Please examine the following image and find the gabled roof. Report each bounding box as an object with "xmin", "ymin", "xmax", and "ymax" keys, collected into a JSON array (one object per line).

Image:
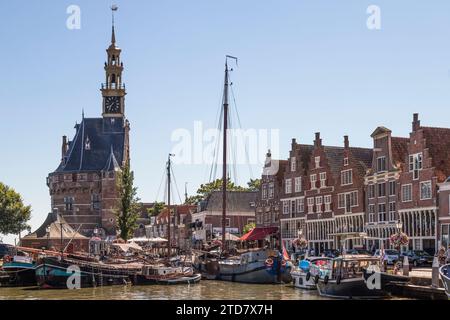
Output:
[
  {"xmin": 371, "ymin": 126, "xmax": 392, "ymax": 138},
  {"xmin": 199, "ymin": 191, "xmax": 257, "ymax": 213},
  {"xmin": 23, "ymin": 212, "xmax": 87, "ymax": 240},
  {"xmin": 391, "ymin": 137, "xmax": 409, "ymax": 166},
  {"xmin": 55, "ymin": 117, "xmax": 125, "ymax": 173},
  {"xmin": 422, "ymin": 126, "xmax": 450, "ymax": 182}
]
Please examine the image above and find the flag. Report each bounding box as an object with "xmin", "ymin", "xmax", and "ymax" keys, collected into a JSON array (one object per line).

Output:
[{"xmin": 282, "ymin": 241, "xmax": 290, "ymax": 261}]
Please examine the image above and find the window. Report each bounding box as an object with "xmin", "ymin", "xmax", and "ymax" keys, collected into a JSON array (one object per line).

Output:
[
  {"xmin": 338, "ymin": 191, "xmax": 358, "ymax": 212},
  {"xmin": 420, "ymin": 181, "xmax": 432, "ymax": 200},
  {"xmin": 307, "ymin": 198, "xmax": 314, "ymax": 213},
  {"xmin": 338, "ymin": 194, "xmax": 345, "ymax": 209},
  {"xmin": 402, "ymin": 184, "xmax": 412, "ymax": 202},
  {"xmin": 64, "ymin": 196, "xmax": 74, "ymax": 211},
  {"xmin": 409, "ymin": 153, "xmax": 423, "ymax": 180},
  {"xmin": 296, "ymin": 198, "xmax": 304, "ymax": 213},
  {"xmin": 378, "ymin": 203, "xmax": 387, "ymax": 222},
  {"xmin": 315, "ymin": 156, "xmax": 320, "ymax": 168},
  {"xmin": 343, "ymin": 157, "xmax": 349, "ymax": 166},
  {"xmin": 315, "ymin": 196, "xmax": 323, "ymax": 213},
  {"xmin": 285, "ymin": 179, "xmax": 292, "ymax": 194},
  {"xmin": 389, "ymin": 181, "xmax": 396, "ymax": 196},
  {"xmin": 310, "ymin": 174, "xmax": 317, "ymax": 190},
  {"xmin": 268, "ymin": 183, "xmax": 274, "ymax": 199},
  {"xmin": 378, "ymin": 183, "xmax": 386, "ymax": 197},
  {"xmin": 294, "ymin": 177, "xmax": 302, "ymax": 193},
  {"xmin": 262, "ymin": 184, "xmax": 268, "ymax": 200},
  {"xmin": 291, "ymin": 157, "xmax": 296, "ymax": 172},
  {"xmin": 341, "ymin": 169, "xmax": 353, "ymax": 186},
  {"xmin": 369, "ymin": 205, "xmax": 375, "ymax": 223},
  {"xmin": 319, "ymin": 172, "xmax": 327, "ymax": 188},
  {"xmin": 291, "ymin": 200, "xmax": 296, "ymax": 215},
  {"xmin": 92, "ymin": 194, "xmax": 100, "ymax": 210},
  {"xmin": 389, "ymin": 202, "xmax": 396, "ymax": 222},
  {"xmin": 283, "ymin": 201, "xmax": 290, "ymax": 215},
  {"xmin": 225, "ymin": 218, "xmax": 231, "ymax": 227},
  {"xmin": 324, "ymin": 195, "xmax": 332, "ymax": 212},
  {"xmin": 368, "ymin": 184, "xmax": 375, "ymax": 199},
  {"xmin": 377, "ymin": 157, "xmax": 386, "ymax": 172}
]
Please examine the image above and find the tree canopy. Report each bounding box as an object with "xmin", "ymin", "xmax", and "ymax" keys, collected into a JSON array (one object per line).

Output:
[
  {"xmin": 115, "ymin": 162, "xmax": 141, "ymax": 241},
  {"xmin": 185, "ymin": 178, "xmax": 261, "ymax": 205},
  {"xmin": 147, "ymin": 201, "xmax": 166, "ymax": 218},
  {"xmin": 0, "ymin": 182, "xmax": 31, "ymax": 236}
]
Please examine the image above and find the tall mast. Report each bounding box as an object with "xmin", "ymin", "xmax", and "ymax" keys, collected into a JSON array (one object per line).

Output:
[
  {"xmin": 221, "ymin": 60, "xmax": 229, "ymax": 251},
  {"xmin": 221, "ymin": 56, "xmax": 237, "ymax": 251},
  {"xmin": 167, "ymin": 154, "xmax": 173, "ymax": 257}
]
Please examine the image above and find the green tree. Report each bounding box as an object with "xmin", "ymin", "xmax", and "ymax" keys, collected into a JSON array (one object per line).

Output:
[
  {"xmin": 0, "ymin": 182, "xmax": 31, "ymax": 236},
  {"xmin": 247, "ymin": 179, "xmax": 261, "ymax": 191},
  {"xmin": 185, "ymin": 178, "xmax": 247, "ymax": 205},
  {"xmin": 243, "ymin": 222, "xmax": 256, "ymax": 234},
  {"xmin": 115, "ymin": 161, "xmax": 141, "ymax": 241},
  {"xmin": 147, "ymin": 202, "xmax": 166, "ymax": 217}
]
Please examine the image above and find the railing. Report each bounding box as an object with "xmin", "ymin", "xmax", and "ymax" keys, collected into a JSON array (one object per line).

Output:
[{"xmin": 101, "ymin": 83, "xmax": 125, "ymax": 90}]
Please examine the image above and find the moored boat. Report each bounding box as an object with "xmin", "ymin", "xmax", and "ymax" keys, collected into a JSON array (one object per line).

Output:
[
  {"xmin": 132, "ymin": 264, "xmax": 201, "ymax": 285},
  {"xmin": 1, "ymin": 254, "xmax": 37, "ymax": 287},
  {"xmin": 440, "ymin": 264, "xmax": 450, "ymax": 300},
  {"xmin": 35, "ymin": 255, "xmax": 141, "ymax": 289},
  {"xmin": 316, "ymin": 255, "xmax": 389, "ymax": 299},
  {"xmin": 291, "ymin": 257, "xmax": 332, "ymax": 290}
]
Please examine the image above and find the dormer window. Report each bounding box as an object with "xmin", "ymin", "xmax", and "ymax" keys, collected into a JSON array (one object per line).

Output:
[
  {"xmin": 409, "ymin": 153, "xmax": 423, "ymax": 180},
  {"xmin": 85, "ymin": 137, "xmax": 91, "ymax": 150},
  {"xmin": 377, "ymin": 156, "xmax": 386, "ymax": 172},
  {"xmin": 343, "ymin": 157, "xmax": 349, "ymax": 166}
]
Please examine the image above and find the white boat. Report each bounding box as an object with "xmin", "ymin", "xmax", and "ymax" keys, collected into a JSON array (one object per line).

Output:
[{"xmin": 291, "ymin": 257, "xmax": 332, "ymax": 290}]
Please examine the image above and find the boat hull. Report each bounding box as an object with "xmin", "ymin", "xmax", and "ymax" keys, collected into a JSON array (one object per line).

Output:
[
  {"xmin": 440, "ymin": 265, "xmax": 450, "ymax": 300},
  {"xmin": 317, "ymin": 277, "xmax": 388, "ymax": 299},
  {"xmin": 133, "ymin": 273, "xmax": 202, "ymax": 285},
  {"xmin": 0, "ymin": 262, "xmax": 37, "ymax": 287},
  {"xmin": 35, "ymin": 257, "xmax": 135, "ymax": 289},
  {"xmin": 216, "ymin": 261, "xmax": 292, "ymax": 284},
  {"xmin": 291, "ymin": 271, "xmax": 316, "ymax": 290}
]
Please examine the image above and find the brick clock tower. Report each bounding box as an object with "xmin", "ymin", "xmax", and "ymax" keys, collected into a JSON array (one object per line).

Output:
[{"xmin": 47, "ymin": 9, "xmax": 130, "ymax": 238}]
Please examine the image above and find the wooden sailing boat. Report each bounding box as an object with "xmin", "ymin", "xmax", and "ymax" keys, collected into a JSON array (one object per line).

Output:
[
  {"xmin": 131, "ymin": 154, "xmax": 201, "ymax": 285},
  {"xmin": 193, "ymin": 57, "xmax": 293, "ymax": 284}
]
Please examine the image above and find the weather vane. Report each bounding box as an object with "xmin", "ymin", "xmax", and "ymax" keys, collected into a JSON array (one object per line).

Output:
[{"xmin": 111, "ymin": 4, "xmax": 118, "ymax": 25}]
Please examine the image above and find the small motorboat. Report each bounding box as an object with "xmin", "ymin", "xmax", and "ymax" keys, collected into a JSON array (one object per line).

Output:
[
  {"xmin": 439, "ymin": 264, "xmax": 450, "ymax": 300},
  {"xmin": 291, "ymin": 257, "xmax": 332, "ymax": 290},
  {"xmin": 316, "ymin": 255, "xmax": 389, "ymax": 299}
]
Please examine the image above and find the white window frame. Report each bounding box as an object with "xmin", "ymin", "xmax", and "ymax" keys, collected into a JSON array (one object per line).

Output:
[
  {"xmin": 402, "ymin": 184, "xmax": 413, "ymax": 202},
  {"xmin": 319, "ymin": 172, "xmax": 327, "ymax": 188},
  {"xmin": 296, "ymin": 198, "xmax": 304, "ymax": 213},
  {"xmin": 369, "ymin": 205, "xmax": 375, "ymax": 223},
  {"xmin": 324, "ymin": 195, "xmax": 332, "ymax": 212},
  {"xmin": 268, "ymin": 183, "xmax": 274, "ymax": 199},
  {"xmin": 285, "ymin": 179, "xmax": 292, "ymax": 194},
  {"xmin": 310, "ymin": 174, "xmax": 317, "ymax": 190},
  {"xmin": 315, "ymin": 156, "xmax": 320, "ymax": 168},
  {"xmin": 294, "ymin": 177, "xmax": 302, "ymax": 193},
  {"xmin": 315, "ymin": 196, "xmax": 323, "ymax": 213},
  {"xmin": 262, "ymin": 184, "xmax": 268, "ymax": 200},
  {"xmin": 283, "ymin": 201, "xmax": 290, "ymax": 215},
  {"xmin": 420, "ymin": 181, "xmax": 432, "ymax": 200},
  {"xmin": 368, "ymin": 184, "xmax": 375, "ymax": 199},
  {"xmin": 307, "ymin": 198, "xmax": 314, "ymax": 213},
  {"xmin": 341, "ymin": 169, "xmax": 353, "ymax": 186},
  {"xmin": 378, "ymin": 182, "xmax": 386, "ymax": 198},
  {"xmin": 409, "ymin": 153, "xmax": 423, "ymax": 180},
  {"xmin": 378, "ymin": 203, "xmax": 387, "ymax": 222},
  {"xmin": 343, "ymin": 157, "xmax": 349, "ymax": 166},
  {"xmin": 377, "ymin": 156, "xmax": 387, "ymax": 172},
  {"xmin": 389, "ymin": 180, "xmax": 396, "ymax": 196},
  {"xmin": 388, "ymin": 202, "xmax": 396, "ymax": 222},
  {"xmin": 291, "ymin": 157, "xmax": 296, "ymax": 172}
]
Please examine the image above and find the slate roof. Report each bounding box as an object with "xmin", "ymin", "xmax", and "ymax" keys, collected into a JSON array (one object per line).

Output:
[
  {"xmin": 199, "ymin": 191, "xmax": 257, "ymax": 213},
  {"xmin": 55, "ymin": 117, "xmax": 125, "ymax": 173}
]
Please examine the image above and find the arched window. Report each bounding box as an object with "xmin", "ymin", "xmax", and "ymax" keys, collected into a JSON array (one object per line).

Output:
[{"xmin": 111, "ymin": 74, "xmax": 116, "ymax": 84}]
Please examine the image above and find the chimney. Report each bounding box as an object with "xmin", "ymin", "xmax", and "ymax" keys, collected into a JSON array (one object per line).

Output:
[
  {"xmin": 314, "ymin": 132, "xmax": 322, "ymax": 147},
  {"xmin": 292, "ymin": 138, "xmax": 297, "ymax": 146},
  {"xmin": 412, "ymin": 113, "xmax": 420, "ymax": 131},
  {"xmin": 61, "ymin": 135, "xmax": 68, "ymax": 161},
  {"xmin": 344, "ymin": 135, "xmax": 349, "ymax": 149}
]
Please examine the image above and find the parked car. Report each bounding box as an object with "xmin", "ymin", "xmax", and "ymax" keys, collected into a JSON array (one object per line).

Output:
[
  {"xmin": 346, "ymin": 249, "xmax": 372, "ymax": 256},
  {"xmin": 401, "ymin": 250, "xmax": 434, "ymax": 267},
  {"xmin": 322, "ymin": 249, "xmax": 340, "ymax": 258},
  {"xmin": 373, "ymin": 249, "xmax": 400, "ymax": 265}
]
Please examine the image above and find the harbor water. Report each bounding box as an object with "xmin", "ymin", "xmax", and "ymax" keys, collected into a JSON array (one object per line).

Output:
[{"xmin": 0, "ymin": 281, "xmax": 411, "ymax": 300}]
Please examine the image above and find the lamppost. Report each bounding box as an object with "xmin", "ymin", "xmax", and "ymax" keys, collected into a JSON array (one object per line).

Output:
[{"xmin": 395, "ymin": 221, "xmax": 404, "ymax": 252}]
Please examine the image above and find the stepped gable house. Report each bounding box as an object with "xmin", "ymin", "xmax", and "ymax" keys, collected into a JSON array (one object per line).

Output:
[{"xmin": 46, "ymin": 22, "xmax": 130, "ymax": 238}]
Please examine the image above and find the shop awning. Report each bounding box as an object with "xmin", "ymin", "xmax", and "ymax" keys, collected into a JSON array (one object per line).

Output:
[{"xmin": 239, "ymin": 227, "xmax": 278, "ymax": 242}]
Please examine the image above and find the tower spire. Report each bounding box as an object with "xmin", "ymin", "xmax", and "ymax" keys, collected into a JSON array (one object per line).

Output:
[{"xmin": 110, "ymin": 5, "xmax": 118, "ymax": 45}]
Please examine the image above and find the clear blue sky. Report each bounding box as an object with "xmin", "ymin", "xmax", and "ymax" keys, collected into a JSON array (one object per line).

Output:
[{"xmin": 1, "ymin": 0, "xmax": 450, "ymax": 244}]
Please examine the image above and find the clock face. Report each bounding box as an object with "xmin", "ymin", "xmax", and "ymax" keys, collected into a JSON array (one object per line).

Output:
[{"xmin": 105, "ymin": 96, "xmax": 120, "ymax": 113}]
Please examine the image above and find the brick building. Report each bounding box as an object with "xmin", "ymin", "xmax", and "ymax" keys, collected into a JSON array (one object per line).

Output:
[
  {"xmin": 438, "ymin": 177, "xmax": 450, "ymax": 249},
  {"xmin": 191, "ymin": 191, "xmax": 257, "ymax": 243},
  {"xmin": 46, "ymin": 23, "xmax": 130, "ymax": 238}
]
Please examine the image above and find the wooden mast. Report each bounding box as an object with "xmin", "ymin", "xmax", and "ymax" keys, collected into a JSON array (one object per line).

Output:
[
  {"xmin": 167, "ymin": 153, "xmax": 173, "ymax": 257},
  {"xmin": 221, "ymin": 60, "xmax": 229, "ymax": 251}
]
